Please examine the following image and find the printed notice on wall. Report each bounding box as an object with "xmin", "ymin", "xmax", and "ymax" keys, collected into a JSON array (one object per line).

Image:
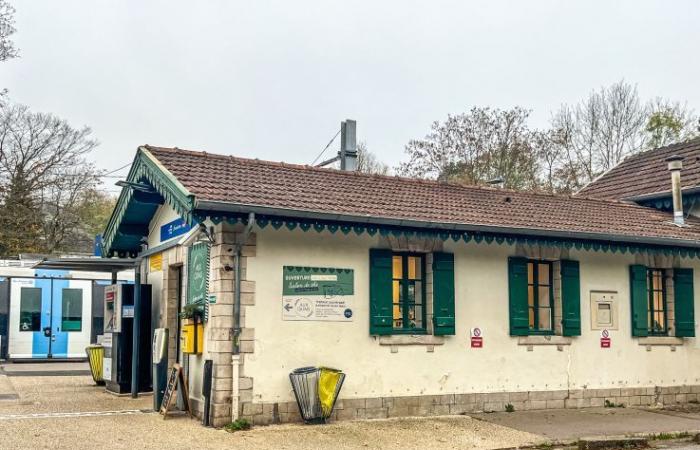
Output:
[{"xmin": 282, "ymin": 266, "xmax": 354, "ymax": 321}]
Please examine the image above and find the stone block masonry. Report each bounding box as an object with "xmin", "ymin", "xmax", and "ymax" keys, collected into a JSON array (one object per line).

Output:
[{"xmin": 239, "ymin": 384, "xmax": 700, "ymax": 426}]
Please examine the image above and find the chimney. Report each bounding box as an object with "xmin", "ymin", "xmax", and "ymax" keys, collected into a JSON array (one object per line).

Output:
[
  {"xmin": 339, "ymin": 119, "xmax": 357, "ymax": 171},
  {"xmin": 666, "ymin": 155, "xmax": 685, "ymax": 225}
]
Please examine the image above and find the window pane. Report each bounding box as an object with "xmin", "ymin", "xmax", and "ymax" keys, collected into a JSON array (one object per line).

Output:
[
  {"xmin": 62, "ymin": 288, "xmax": 82, "ymax": 332},
  {"xmin": 527, "ymin": 263, "xmax": 534, "ymax": 284},
  {"xmin": 528, "ymin": 286, "xmax": 534, "ymax": 307},
  {"xmin": 393, "ymin": 280, "xmax": 400, "ymax": 302},
  {"xmin": 538, "ymin": 263, "xmax": 550, "ymax": 285},
  {"xmin": 538, "ymin": 307, "xmax": 552, "ymax": 330},
  {"xmin": 407, "ymin": 282, "xmax": 415, "ymax": 303},
  {"xmin": 414, "ymin": 281, "xmax": 423, "ymax": 305},
  {"xmin": 412, "ymin": 305, "xmax": 423, "ymax": 329},
  {"xmin": 19, "ymin": 287, "xmax": 42, "ymax": 332},
  {"xmin": 538, "ymin": 286, "xmax": 551, "ymax": 307},
  {"xmin": 392, "ymin": 256, "xmax": 403, "ymax": 279},
  {"xmin": 393, "ymin": 303, "xmax": 402, "ymax": 328},
  {"xmin": 408, "ymin": 256, "xmax": 421, "ymax": 280},
  {"xmin": 529, "ymin": 308, "xmax": 535, "ymax": 328},
  {"xmin": 653, "ymin": 291, "xmax": 663, "ymax": 311}
]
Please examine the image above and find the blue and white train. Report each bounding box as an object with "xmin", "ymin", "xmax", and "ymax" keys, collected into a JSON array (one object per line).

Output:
[{"xmin": 0, "ymin": 260, "xmax": 132, "ymax": 360}]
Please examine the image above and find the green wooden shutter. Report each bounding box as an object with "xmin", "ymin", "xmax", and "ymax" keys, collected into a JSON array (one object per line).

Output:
[
  {"xmin": 508, "ymin": 257, "xmax": 529, "ymax": 336},
  {"xmin": 560, "ymin": 260, "xmax": 581, "ymax": 336},
  {"xmin": 674, "ymin": 268, "xmax": 695, "ymax": 338},
  {"xmin": 369, "ymin": 249, "xmax": 393, "ymax": 335},
  {"xmin": 629, "ymin": 265, "xmax": 649, "ymax": 337},
  {"xmin": 432, "ymin": 252, "xmax": 456, "ymax": 336}
]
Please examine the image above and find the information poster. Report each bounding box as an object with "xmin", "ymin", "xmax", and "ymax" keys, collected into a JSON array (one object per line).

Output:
[{"xmin": 282, "ymin": 266, "xmax": 354, "ymax": 322}]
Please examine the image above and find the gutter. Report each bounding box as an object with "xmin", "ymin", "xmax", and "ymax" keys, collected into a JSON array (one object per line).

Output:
[
  {"xmin": 195, "ymin": 200, "xmax": 700, "ymax": 249},
  {"xmin": 626, "ymin": 186, "xmax": 700, "ymax": 203}
]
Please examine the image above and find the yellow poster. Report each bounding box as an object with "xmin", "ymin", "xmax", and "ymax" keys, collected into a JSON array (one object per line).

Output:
[{"xmin": 149, "ymin": 252, "xmax": 163, "ymax": 272}]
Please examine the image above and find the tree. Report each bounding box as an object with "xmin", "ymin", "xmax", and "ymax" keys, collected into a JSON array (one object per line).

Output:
[
  {"xmin": 645, "ymin": 98, "xmax": 697, "ymax": 149},
  {"xmin": 397, "ymin": 107, "xmax": 539, "ymax": 190},
  {"xmin": 0, "ymin": 0, "xmax": 17, "ymax": 102},
  {"xmin": 550, "ymin": 80, "xmax": 649, "ymax": 189},
  {"xmin": 0, "ymin": 0, "xmax": 17, "ymax": 63},
  {"xmin": 0, "ymin": 102, "xmax": 101, "ymax": 256},
  {"xmin": 356, "ymin": 141, "xmax": 389, "ymax": 175}
]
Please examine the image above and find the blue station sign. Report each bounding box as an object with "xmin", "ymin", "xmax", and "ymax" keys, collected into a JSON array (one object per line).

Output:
[{"xmin": 160, "ymin": 218, "xmax": 192, "ymax": 242}]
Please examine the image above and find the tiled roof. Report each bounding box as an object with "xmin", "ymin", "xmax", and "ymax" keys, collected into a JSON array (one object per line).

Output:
[
  {"xmin": 577, "ymin": 138, "xmax": 700, "ymax": 200},
  {"xmin": 144, "ymin": 145, "xmax": 700, "ymax": 246}
]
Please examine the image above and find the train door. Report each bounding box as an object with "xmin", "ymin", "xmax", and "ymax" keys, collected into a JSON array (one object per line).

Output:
[{"xmin": 8, "ymin": 273, "xmax": 92, "ymax": 359}]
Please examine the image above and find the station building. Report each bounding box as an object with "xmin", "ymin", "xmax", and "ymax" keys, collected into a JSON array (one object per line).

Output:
[{"xmin": 102, "ymin": 137, "xmax": 700, "ymax": 427}]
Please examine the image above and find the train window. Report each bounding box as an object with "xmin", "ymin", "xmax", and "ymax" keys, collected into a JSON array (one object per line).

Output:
[
  {"xmin": 19, "ymin": 287, "xmax": 42, "ymax": 332},
  {"xmin": 61, "ymin": 288, "xmax": 83, "ymax": 332}
]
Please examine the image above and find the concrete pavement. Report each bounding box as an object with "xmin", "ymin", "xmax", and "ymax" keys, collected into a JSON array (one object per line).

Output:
[
  {"xmin": 0, "ymin": 361, "xmax": 90, "ymax": 377},
  {"xmin": 470, "ymin": 407, "xmax": 700, "ymax": 441}
]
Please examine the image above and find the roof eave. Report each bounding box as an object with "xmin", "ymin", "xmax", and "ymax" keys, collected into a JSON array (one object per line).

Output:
[
  {"xmin": 195, "ymin": 199, "xmax": 700, "ymax": 250},
  {"xmin": 102, "ymin": 147, "xmax": 197, "ymax": 257}
]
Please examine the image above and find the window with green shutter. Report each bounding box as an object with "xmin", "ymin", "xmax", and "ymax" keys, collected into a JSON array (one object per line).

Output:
[
  {"xmin": 370, "ymin": 250, "xmax": 450, "ymax": 336},
  {"xmin": 674, "ymin": 268, "xmax": 695, "ymax": 338},
  {"xmin": 432, "ymin": 252, "xmax": 455, "ymax": 336},
  {"xmin": 509, "ymin": 257, "xmax": 580, "ymax": 337}
]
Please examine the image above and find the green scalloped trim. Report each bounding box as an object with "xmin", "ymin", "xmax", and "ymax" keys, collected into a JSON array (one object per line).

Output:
[
  {"xmin": 191, "ymin": 211, "xmax": 700, "ymax": 259},
  {"xmin": 103, "ymin": 147, "xmax": 195, "ymax": 255}
]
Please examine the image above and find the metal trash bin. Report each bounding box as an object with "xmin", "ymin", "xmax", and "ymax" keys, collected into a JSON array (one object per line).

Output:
[
  {"xmin": 290, "ymin": 366, "xmax": 345, "ymax": 424},
  {"xmin": 85, "ymin": 345, "xmax": 105, "ymax": 386}
]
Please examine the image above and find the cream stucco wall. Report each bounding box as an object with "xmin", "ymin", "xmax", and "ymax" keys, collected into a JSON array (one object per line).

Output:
[{"xmin": 244, "ymin": 227, "xmax": 700, "ymax": 404}]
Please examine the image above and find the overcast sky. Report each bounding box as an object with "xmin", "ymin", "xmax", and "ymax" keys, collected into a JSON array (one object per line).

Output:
[{"xmin": 3, "ymin": 0, "xmax": 699, "ymax": 192}]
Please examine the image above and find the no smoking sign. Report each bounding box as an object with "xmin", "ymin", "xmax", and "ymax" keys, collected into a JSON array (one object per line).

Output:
[
  {"xmin": 600, "ymin": 329, "xmax": 611, "ymax": 348},
  {"xmin": 470, "ymin": 327, "xmax": 483, "ymax": 348}
]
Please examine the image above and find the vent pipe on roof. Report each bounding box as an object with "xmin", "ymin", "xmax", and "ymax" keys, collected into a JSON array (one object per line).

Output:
[
  {"xmin": 666, "ymin": 155, "xmax": 685, "ymax": 226},
  {"xmin": 339, "ymin": 119, "xmax": 357, "ymax": 171}
]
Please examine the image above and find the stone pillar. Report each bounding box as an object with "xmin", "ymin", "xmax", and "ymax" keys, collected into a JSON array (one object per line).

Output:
[{"xmin": 208, "ymin": 222, "xmax": 237, "ymax": 426}]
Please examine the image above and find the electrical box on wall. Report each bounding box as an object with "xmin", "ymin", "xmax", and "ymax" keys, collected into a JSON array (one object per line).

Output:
[{"xmin": 590, "ymin": 291, "xmax": 618, "ymax": 330}]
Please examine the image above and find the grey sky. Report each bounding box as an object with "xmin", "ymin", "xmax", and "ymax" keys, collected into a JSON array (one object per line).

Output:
[{"xmin": 3, "ymin": 0, "xmax": 699, "ymax": 192}]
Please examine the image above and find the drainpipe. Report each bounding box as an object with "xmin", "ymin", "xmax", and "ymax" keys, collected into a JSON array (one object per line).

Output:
[
  {"xmin": 666, "ymin": 155, "xmax": 685, "ymax": 226},
  {"xmin": 232, "ymin": 212, "xmax": 254, "ymax": 422}
]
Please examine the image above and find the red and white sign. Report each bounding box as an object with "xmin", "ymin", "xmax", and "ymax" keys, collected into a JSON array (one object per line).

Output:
[
  {"xmin": 600, "ymin": 329, "xmax": 611, "ymax": 348},
  {"xmin": 470, "ymin": 327, "xmax": 483, "ymax": 348}
]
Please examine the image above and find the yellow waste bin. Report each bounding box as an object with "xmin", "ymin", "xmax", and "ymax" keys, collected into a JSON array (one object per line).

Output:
[{"xmin": 85, "ymin": 345, "xmax": 105, "ymax": 385}]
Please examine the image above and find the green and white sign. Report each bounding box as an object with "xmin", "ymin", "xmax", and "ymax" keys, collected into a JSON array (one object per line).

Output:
[
  {"xmin": 187, "ymin": 243, "xmax": 210, "ymax": 304},
  {"xmin": 282, "ymin": 266, "xmax": 355, "ymax": 322}
]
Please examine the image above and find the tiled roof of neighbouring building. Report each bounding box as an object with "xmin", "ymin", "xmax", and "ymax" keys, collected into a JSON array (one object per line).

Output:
[
  {"xmin": 577, "ymin": 138, "xmax": 700, "ymax": 201},
  {"xmin": 142, "ymin": 145, "xmax": 700, "ymax": 245}
]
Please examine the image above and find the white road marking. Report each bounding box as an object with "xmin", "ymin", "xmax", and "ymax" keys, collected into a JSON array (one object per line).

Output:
[{"xmin": 0, "ymin": 409, "xmax": 152, "ymax": 420}]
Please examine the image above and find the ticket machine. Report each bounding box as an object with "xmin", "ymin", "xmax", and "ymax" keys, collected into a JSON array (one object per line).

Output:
[{"xmin": 103, "ymin": 283, "xmax": 152, "ymax": 394}]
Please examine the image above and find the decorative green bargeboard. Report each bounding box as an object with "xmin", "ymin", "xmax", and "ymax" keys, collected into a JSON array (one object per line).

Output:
[{"xmin": 193, "ymin": 211, "xmax": 700, "ymax": 259}]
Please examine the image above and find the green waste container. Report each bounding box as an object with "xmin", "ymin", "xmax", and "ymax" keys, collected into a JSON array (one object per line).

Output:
[
  {"xmin": 85, "ymin": 345, "xmax": 105, "ymax": 386},
  {"xmin": 289, "ymin": 366, "xmax": 345, "ymax": 424}
]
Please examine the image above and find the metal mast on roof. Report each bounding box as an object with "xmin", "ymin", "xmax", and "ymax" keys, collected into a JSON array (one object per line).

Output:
[{"xmin": 315, "ymin": 120, "xmax": 358, "ymax": 171}]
